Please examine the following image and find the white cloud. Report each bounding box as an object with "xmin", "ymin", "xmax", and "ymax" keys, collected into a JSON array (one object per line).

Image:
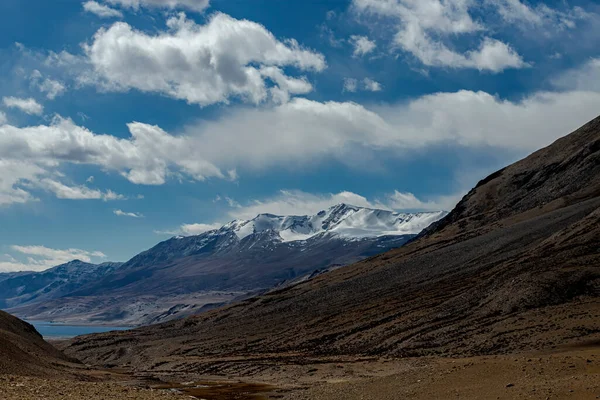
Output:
[
  {"xmin": 30, "ymin": 70, "xmax": 66, "ymax": 100},
  {"xmin": 0, "ymin": 160, "xmax": 42, "ymax": 206},
  {"xmin": 2, "ymin": 60, "xmax": 600, "ymax": 208},
  {"xmin": 349, "ymin": 35, "xmax": 377, "ymax": 57},
  {"xmin": 0, "ymin": 245, "xmax": 106, "ymax": 272},
  {"xmin": 106, "ymin": 0, "xmax": 210, "ymax": 13},
  {"xmin": 489, "ymin": 0, "xmax": 588, "ymax": 29},
  {"xmin": 179, "ymin": 222, "xmax": 222, "ymax": 235},
  {"xmin": 2, "ymin": 97, "xmax": 44, "ymax": 115},
  {"xmin": 228, "ymin": 189, "xmax": 464, "ymax": 221},
  {"xmin": 82, "ymin": 12, "xmax": 326, "ymax": 106},
  {"xmin": 229, "ymin": 190, "xmax": 382, "ymax": 220},
  {"xmin": 83, "ymin": 1, "xmax": 123, "ymax": 19},
  {"xmin": 0, "ymin": 111, "xmax": 6, "ymax": 125},
  {"xmin": 0, "ymin": 117, "xmax": 224, "ymax": 191},
  {"xmin": 0, "ymin": 116, "xmax": 225, "ymax": 205},
  {"xmin": 344, "ymin": 77, "xmax": 383, "ymax": 92},
  {"xmin": 464, "ymin": 38, "xmax": 527, "ymax": 72},
  {"xmin": 38, "ymin": 78, "xmax": 66, "ymax": 100},
  {"xmin": 155, "ymin": 222, "xmax": 222, "ymax": 236},
  {"xmin": 177, "ymin": 189, "xmax": 462, "ymax": 230},
  {"xmin": 221, "ymin": 196, "xmax": 240, "ymax": 208},
  {"xmin": 553, "ymin": 58, "xmax": 600, "ymax": 93},
  {"xmin": 351, "ymin": 0, "xmax": 542, "ymax": 71},
  {"xmin": 39, "ymin": 179, "xmax": 126, "ymax": 201},
  {"xmin": 260, "ymin": 66, "xmax": 314, "ymax": 104},
  {"xmin": 343, "ymin": 78, "xmax": 358, "ymax": 92},
  {"xmin": 183, "ymin": 59, "xmax": 600, "ymax": 171},
  {"xmin": 387, "ymin": 190, "xmax": 462, "ymax": 211},
  {"xmin": 363, "ymin": 78, "xmax": 382, "ymax": 91},
  {"xmin": 114, "ymin": 209, "xmax": 144, "ymax": 218}
]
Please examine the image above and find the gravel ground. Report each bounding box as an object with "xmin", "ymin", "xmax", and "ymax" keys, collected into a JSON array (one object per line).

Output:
[{"xmin": 0, "ymin": 375, "xmax": 178, "ymax": 400}]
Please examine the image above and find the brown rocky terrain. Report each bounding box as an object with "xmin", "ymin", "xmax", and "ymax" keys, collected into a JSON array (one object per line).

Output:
[
  {"xmin": 0, "ymin": 310, "xmax": 74, "ymax": 378},
  {"xmin": 0, "ymin": 310, "xmax": 185, "ymax": 399}
]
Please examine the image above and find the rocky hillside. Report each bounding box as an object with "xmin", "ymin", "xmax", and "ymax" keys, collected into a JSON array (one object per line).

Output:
[
  {"xmin": 0, "ymin": 311, "xmax": 73, "ymax": 377},
  {"xmin": 64, "ymin": 116, "xmax": 600, "ymax": 372}
]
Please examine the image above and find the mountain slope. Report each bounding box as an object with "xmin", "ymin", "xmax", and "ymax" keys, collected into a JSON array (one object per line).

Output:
[
  {"xmin": 0, "ymin": 261, "xmax": 123, "ymax": 309},
  {"xmin": 64, "ymin": 116, "xmax": 600, "ymax": 371},
  {"xmin": 11, "ymin": 206, "xmax": 444, "ymax": 325},
  {"xmin": 0, "ymin": 310, "xmax": 73, "ymax": 377}
]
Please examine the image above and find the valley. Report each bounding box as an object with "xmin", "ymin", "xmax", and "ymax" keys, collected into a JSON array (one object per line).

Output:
[{"xmin": 1, "ymin": 116, "xmax": 600, "ymax": 399}]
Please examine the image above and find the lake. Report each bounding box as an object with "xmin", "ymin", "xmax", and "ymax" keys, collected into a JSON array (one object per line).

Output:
[{"xmin": 27, "ymin": 320, "xmax": 131, "ymax": 339}]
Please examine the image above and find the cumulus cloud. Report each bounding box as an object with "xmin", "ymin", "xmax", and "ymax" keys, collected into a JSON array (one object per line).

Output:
[
  {"xmin": 343, "ymin": 78, "xmax": 358, "ymax": 92},
  {"xmin": 363, "ymin": 78, "xmax": 382, "ymax": 91},
  {"xmin": 0, "ymin": 117, "xmax": 224, "ymax": 189},
  {"xmin": 0, "ymin": 160, "xmax": 43, "ymax": 206},
  {"xmin": 343, "ymin": 77, "xmax": 382, "ymax": 92},
  {"xmin": 81, "ymin": 12, "xmax": 325, "ymax": 106},
  {"xmin": 106, "ymin": 0, "xmax": 210, "ymax": 13},
  {"xmin": 30, "ymin": 70, "xmax": 66, "ymax": 100},
  {"xmin": 83, "ymin": 1, "xmax": 123, "ymax": 18},
  {"xmin": 0, "ymin": 245, "xmax": 106, "ymax": 272},
  {"xmin": 2, "ymin": 97, "xmax": 43, "ymax": 115},
  {"xmin": 114, "ymin": 209, "xmax": 144, "ymax": 218},
  {"xmin": 0, "ymin": 116, "xmax": 225, "ymax": 205},
  {"xmin": 349, "ymin": 35, "xmax": 377, "ymax": 57},
  {"xmin": 350, "ymin": 0, "xmax": 583, "ymax": 71}
]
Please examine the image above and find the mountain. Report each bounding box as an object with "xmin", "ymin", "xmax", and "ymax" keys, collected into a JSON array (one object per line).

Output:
[
  {"xmin": 9, "ymin": 206, "xmax": 445, "ymax": 325},
  {"xmin": 0, "ymin": 271, "xmax": 30, "ymax": 283},
  {"xmin": 0, "ymin": 310, "xmax": 73, "ymax": 377},
  {"xmin": 63, "ymin": 116, "xmax": 600, "ymax": 373},
  {"xmin": 0, "ymin": 260, "xmax": 123, "ymax": 309}
]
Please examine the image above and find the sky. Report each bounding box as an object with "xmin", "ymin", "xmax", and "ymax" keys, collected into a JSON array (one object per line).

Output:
[{"xmin": 1, "ymin": 0, "xmax": 599, "ymax": 272}]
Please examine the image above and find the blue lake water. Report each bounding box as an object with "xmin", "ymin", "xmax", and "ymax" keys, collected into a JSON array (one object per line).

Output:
[{"xmin": 27, "ymin": 321, "xmax": 131, "ymax": 339}]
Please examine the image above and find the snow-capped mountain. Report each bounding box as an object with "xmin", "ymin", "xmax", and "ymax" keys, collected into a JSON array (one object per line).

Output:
[
  {"xmin": 211, "ymin": 203, "xmax": 446, "ymax": 242},
  {"xmin": 9, "ymin": 204, "xmax": 446, "ymax": 325}
]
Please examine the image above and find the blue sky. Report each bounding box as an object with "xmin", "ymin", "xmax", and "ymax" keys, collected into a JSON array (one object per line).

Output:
[{"xmin": 1, "ymin": 0, "xmax": 599, "ymax": 271}]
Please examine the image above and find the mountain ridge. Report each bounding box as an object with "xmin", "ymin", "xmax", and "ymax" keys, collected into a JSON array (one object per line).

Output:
[{"xmin": 0, "ymin": 260, "xmax": 123, "ymax": 309}]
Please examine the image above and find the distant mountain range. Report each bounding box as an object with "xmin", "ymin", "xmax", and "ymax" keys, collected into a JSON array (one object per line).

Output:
[
  {"xmin": 5, "ymin": 204, "xmax": 446, "ymax": 325},
  {"xmin": 0, "ymin": 261, "xmax": 122, "ymax": 309}
]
